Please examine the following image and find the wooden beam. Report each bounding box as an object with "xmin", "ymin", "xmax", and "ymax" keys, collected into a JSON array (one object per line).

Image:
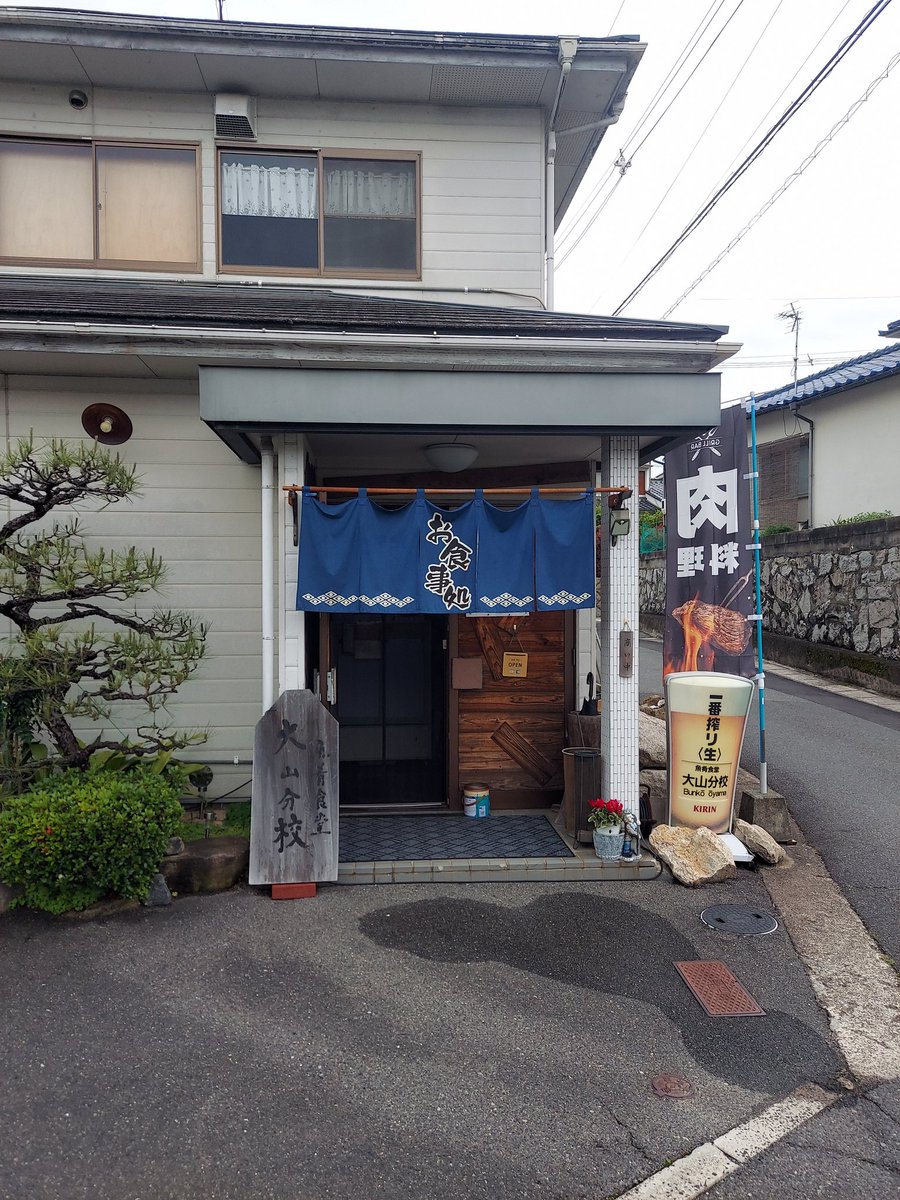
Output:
[
  {"xmin": 472, "ymin": 617, "xmax": 506, "ymax": 682},
  {"xmin": 491, "ymin": 720, "xmax": 556, "ymax": 786}
]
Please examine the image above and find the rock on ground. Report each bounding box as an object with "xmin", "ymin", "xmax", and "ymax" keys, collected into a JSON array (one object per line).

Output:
[
  {"xmin": 143, "ymin": 872, "xmax": 173, "ymax": 907},
  {"xmin": 160, "ymin": 836, "xmax": 249, "ymax": 895},
  {"xmin": 734, "ymin": 818, "xmax": 786, "ymax": 864},
  {"xmin": 638, "ymin": 710, "xmax": 668, "ymax": 769},
  {"xmin": 649, "ymin": 824, "xmax": 736, "ymax": 886},
  {"xmin": 640, "ymin": 769, "xmax": 668, "ymax": 825},
  {"xmin": 0, "ymin": 882, "xmax": 23, "ymax": 915}
]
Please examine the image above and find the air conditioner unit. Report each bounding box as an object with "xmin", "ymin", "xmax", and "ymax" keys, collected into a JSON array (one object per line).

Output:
[{"xmin": 214, "ymin": 94, "xmax": 257, "ymax": 140}]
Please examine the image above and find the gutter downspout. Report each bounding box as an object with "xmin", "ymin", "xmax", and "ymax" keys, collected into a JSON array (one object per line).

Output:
[
  {"xmin": 545, "ymin": 38, "xmax": 578, "ymax": 310},
  {"xmin": 792, "ymin": 408, "xmax": 814, "ymax": 528},
  {"xmin": 260, "ymin": 436, "xmax": 276, "ymax": 711}
]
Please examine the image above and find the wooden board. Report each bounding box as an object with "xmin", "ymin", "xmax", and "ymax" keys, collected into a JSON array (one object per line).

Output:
[
  {"xmin": 491, "ymin": 720, "xmax": 557, "ymax": 785},
  {"xmin": 472, "ymin": 617, "xmax": 506, "ymax": 681},
  {"xmin": 249, "ymin": 690, "xmax": 339, "ymax": 886},
  {"xmin": 456, "ymin": 611, "xmax": 568, "ymax": 805}
]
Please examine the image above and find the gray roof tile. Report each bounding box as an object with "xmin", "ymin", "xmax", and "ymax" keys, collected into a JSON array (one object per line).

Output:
[
  {"xmin": 0, "ymin": 275, "xmax": 729, "ymax": 343},
  {"xmin": 747, "ymin": 343, "xmax": 900, "ymax": 412}
]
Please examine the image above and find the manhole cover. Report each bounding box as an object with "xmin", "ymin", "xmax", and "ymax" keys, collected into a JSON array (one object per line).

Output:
[
  {"xmin": 700, "ymin": 904, "xmax": 778, "ymax": 936},
  {"xmin": 651, "ymin": 1073, "xmax": 694, "ymax": 1099},
  {"xmin": 675, "ymin": 960, "xmax": 765, "ymax": 1017}
]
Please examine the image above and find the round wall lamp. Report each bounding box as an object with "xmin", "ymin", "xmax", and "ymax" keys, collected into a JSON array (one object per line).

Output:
[
  {"xmin": 81, "ymin": 403, "xmax": 133, "ymax": 446},
  {"xmin": 424, "ymin": 443, "xmax": 478, "ymax": 473}
]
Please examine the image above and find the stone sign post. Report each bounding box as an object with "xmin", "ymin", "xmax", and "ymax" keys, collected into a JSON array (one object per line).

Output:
[{"xmin": 249, "ymin": 690, "xmax": 339, "ymax": 886}]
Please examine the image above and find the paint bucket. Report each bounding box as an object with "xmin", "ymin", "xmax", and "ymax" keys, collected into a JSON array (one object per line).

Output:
[{"xmin": 463, "ymin": 785, "xmax": 490, "ymax": 818}]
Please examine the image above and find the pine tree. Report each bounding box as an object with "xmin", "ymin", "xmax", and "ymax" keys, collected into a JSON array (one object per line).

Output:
[{"xmin": 0, "ymin": 438, "xmax": 207, "ymax": 785}]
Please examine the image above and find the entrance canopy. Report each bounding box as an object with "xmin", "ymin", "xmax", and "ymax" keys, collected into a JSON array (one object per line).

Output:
[{"xmin": 199, "ymin": 364, "xmax": 724, "ymax": 467}]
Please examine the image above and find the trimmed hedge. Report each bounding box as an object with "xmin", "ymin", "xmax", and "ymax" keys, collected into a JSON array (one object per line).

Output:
[{"xmin": 0, "ymin": 767, "xmax": 184, "ymax": 914}]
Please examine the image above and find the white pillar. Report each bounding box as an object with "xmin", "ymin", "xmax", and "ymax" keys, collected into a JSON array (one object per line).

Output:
[
  {"xmin": 260, "ymin": 437, "xmax": 276, "ymax": 712},
  {"xmin": 599, "ymin": 435, "xmax": 640, "ymax": 814},
  {"xmin": 574, "ymin": 458, "xmax": 599, "ymax": 708},
  {"xmin": 278, "ymin": 434, "xmax": 306, "ymax": 693}
]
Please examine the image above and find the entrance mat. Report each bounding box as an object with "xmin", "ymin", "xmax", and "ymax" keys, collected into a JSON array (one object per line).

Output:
[
  {"xmin": 339, "ymin": 814, "xmax": 574, "ymax": 862},
  {"xmin": 675, "ymin": 960, "xmax": 765, "ymax": 1017}
]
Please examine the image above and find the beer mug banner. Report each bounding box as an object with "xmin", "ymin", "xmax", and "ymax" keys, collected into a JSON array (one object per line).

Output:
[{"xmin": 665, "ymin": 671, "xmax": 754, "ymax": 835}]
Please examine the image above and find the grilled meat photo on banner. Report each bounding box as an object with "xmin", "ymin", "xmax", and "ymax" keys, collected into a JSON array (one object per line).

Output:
[{"xmin": 663, "ymin": 406, "xmax": 755, "ymax": 678}]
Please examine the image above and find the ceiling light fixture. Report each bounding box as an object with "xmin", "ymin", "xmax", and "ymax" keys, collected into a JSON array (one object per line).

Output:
[{"xmin": 424, "ymin": 443, "xmax": 478, "ymax": 473}]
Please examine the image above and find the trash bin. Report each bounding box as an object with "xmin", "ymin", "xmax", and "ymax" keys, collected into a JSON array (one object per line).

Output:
[{"xmin": 562, "ymin": 747, "xmax": 603, "ymax": 842}]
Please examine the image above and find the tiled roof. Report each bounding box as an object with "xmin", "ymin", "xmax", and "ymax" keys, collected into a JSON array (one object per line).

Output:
[
  {"xmin": 747, "ymin": 344, "xmax": 900, "ymax": 412},
  {"xmin": 0, "ymin": 276, "xmax": 729, "ymax": 343}
]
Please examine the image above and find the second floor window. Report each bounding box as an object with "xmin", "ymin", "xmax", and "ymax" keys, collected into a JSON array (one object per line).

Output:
[
  {"xmin": 0, "ymin": 138, "xmax": 200, "ymax": 270},
  {"xmin": 219, "ymin": 149, "xmax": 419, "ymax": 277}
]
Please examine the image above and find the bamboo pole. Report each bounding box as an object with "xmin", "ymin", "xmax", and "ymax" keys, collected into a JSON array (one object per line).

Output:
[{"xmin": 283, "ymin": 485, "xmax": 632, "ymax": 496}]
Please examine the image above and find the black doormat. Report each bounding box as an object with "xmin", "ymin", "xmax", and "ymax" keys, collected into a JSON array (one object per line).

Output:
[{"xmin": 339, "ymin": 814, "xmax": 574, "ymax": 862}]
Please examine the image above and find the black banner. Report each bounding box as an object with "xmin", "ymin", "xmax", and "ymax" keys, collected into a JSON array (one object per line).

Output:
[{"xmin": 663, "ymin": 406, "xmax": 756, "ymax": 678}]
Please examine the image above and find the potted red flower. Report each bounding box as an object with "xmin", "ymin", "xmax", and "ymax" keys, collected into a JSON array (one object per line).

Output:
[{"xmin": 587, "ymin": 797, "xmax": 626, "ymax": 859}]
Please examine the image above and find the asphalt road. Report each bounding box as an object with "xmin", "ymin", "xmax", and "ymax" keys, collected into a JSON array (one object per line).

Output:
[
  {"xmin": 640, "ymin": 639, "xmax": 900, "ymax": 965},
  {"xmin": 0, "ymin": 875, "xmax": 841, "ymax": 1200}
]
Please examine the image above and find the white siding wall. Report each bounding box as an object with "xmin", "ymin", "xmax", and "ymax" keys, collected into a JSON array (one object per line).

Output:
[
  {"xmin": 754, "ymin": 379, "xmax": 900, "ymax": 526},
  {"xmin": 0, "ymin": 82, "xmax": 545, "ymax": 304},
  {"xmin": 2, "ymin": 376, "xmax": 262, "ymax": 791}
]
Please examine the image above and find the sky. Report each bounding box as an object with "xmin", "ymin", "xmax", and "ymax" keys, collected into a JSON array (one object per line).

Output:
[{"xmin": 6, "ymin": 0, "xmax": 900, "ymax": 402}]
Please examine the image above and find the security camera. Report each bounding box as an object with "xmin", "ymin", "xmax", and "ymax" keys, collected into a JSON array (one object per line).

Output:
[{"xmin": 68, "ymin": 89, "xmax": 89, "ymax": 110}]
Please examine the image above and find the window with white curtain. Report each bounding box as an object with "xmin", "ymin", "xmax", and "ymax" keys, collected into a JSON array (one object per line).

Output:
[
  {"xmin": 219, "ymin": 149, "xmax": 419, "ymax": 276},
  {"xmin": 0, "ymin": 138, "xmax": 200, "ymax": 269}
]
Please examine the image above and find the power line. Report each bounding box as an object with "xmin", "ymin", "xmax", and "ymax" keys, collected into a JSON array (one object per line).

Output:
[
  {"xmin": 611, "ymin": 0, "xmax": 894, "ymax": 316},
  {"xmin": 605, "ymin": 1, "xmax": 628, "ymax": 37},
  {"xmin": 662, "ymin": 47, "xmax": 900, "ymax": 316},
  {"xmin": 623, "ymin": 0, "xmax": 783, "ymax": 269},
  {"xmin": 696, "ymin": 0, "xmax": 854, "ymax": 214},
  {"xmin": 669, "ymin": 294, "xmax": 900, "ymax": 302},
  {"xmin": 719, "ymin": 355, "xmax": 850, "ymax": 369},
  {"xmin": 556, "ymin": 0, "xmax": 726, "ymax": 261},
  {"xmin": 628, "ymin": 0, "xmax": 747, "ymax": 161}
]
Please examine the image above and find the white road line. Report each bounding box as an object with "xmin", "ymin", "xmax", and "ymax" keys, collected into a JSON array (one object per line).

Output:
[{"xmin": 614, "ymin": 1084, "xmax": 838, "ymax": 1200}]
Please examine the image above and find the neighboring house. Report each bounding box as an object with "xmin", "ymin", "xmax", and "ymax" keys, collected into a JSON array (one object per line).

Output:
[
  {"xmin": 638, "ymin": 469, "xmax": 665, "ymax": 515},
  {"xmin": 0, "ymin": 10, "xmax": 736, "ymax": 819},
  {"xmin": 747, "ymin": 344, "xmax": 900, "ymax": 530}
]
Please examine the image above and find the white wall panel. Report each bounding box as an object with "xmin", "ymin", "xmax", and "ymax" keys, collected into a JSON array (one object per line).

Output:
[
  {"xmin": 0, "ymin": 83, "xmax": 545, "ymax": 301},
  {"xmin": 3, "ymin": 378, "xmax": 262, "ymax": 759}
]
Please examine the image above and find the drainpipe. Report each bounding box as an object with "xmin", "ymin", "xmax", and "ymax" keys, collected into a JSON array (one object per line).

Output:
[
  {"xmin": 260, "ymin": 437, "xmax": 276, "ymax": 711},
  {"xmin": 545, "ymin": 38, "xmax": 578, "ymax": 310},
  {"xmin": 792, "ymin": 408, "xmax": 815, "ymax": 528}
]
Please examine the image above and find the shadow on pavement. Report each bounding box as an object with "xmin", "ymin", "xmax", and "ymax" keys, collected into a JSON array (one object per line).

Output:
[{"xmin": 361, "ymin": 892, "xmax": 841, "ymax": 1094}]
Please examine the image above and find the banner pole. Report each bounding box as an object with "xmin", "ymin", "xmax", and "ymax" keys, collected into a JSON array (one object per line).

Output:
[{"xmin": 748, "ymin": 397, "xmax": 768, "ymax": 794}]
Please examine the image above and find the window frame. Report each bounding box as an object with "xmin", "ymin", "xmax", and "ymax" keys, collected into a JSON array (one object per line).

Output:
[
  {"xmin": 216, "ymin": 144, "xmax": 422, "ymax": 281},
  {"xmin": 0, "ymin": 135, "xmax": 202, "ymax": 273}
]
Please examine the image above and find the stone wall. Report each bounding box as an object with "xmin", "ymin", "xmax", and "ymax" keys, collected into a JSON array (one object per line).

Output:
[{"xmin": 639, "ymin": 516, "xmax": 900, "ymax": 694}]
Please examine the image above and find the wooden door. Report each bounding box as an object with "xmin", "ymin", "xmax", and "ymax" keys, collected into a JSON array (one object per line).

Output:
[{"xmin": 454, "ymin": 612, "xmax": 571, "ymax": 808}]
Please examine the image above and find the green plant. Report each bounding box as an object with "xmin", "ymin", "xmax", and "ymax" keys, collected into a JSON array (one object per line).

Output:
[
  {"xmin": 0, "ymin": 437, "xmax": 207, "ymax": 789},
  {"xmin": 640, "ymin": 508, "xmax": 664, "ymax": 529},
  {"xmin": 180, "ymin": 800, "xmax": 252, "ymax": 842},
  {"xmin": 587, "ymin": 797, "xmax": 625, "ymax": 829},
  {"xmin": 0, "ymin": 766, "xmax": 184, "ymax": 913},
  {"xmin": 829, "ymin": 510, "xmax": 893, "ymax": 526},
  {"xmin": 761, "ymin": 522, "xmax": 795, "ymax": 537}
]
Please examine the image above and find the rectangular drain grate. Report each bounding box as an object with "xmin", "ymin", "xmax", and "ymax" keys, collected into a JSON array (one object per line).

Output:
[{"xmin": 675, "ymin": 960, "xmax": 765, "ymax": 1017}]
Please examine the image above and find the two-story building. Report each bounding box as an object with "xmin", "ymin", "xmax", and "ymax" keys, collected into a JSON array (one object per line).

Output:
[{"xmin": 0, "ymin": 9, "xmax": 737, "ymax": 861}]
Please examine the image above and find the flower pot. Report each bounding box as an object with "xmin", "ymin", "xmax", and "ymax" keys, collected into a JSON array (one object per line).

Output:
[{"xmin": 592, "ymin": 824, "xmax": 625, "ymax": 860}]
